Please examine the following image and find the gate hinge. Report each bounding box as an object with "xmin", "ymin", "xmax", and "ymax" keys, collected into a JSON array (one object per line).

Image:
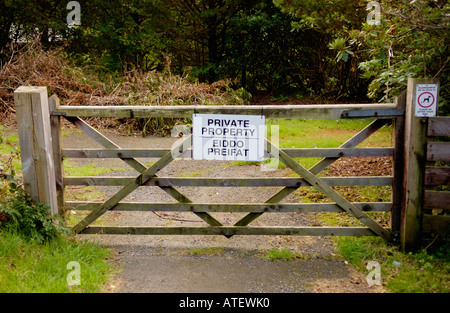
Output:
[{"xmin": 50, "ymin": 111, "xmax": 67, "ymax": 116}]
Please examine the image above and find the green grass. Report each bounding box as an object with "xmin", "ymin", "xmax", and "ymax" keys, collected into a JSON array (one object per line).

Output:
[
  {"xmin": 337, "ymin": 237, "xmax": 450, "ymax": 293},
  {"xmin": 267, "ymin": 118, "xmax": 393, "ymax": 148},
  {"xmin": 265, "ymin": 118, "xmax": 393, "ymax": 169},
  {"xmin": 64, "ymin": 160, "xmax": 119, "ymax": 177},
  {"xmin": 0, "ymin": 231, "xmax": 117, "ymax": 292}
]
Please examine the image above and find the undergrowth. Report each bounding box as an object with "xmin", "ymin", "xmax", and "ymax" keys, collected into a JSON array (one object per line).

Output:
[
  {"xmin": 0, "ymin": 41, "xmax": 251, "ymax": 135},
  {"xmin": 0, "ymin": 131, "xmax": 116, "ymax": 292}
]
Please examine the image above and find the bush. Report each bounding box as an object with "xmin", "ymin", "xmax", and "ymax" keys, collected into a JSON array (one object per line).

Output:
[
  {"xmin": 0, "ymin": 42, "xmax": 252, "ymax": 135},
  {"xmin": 0, "ymin": 160, "xmax": 69, "ymax": 243}
]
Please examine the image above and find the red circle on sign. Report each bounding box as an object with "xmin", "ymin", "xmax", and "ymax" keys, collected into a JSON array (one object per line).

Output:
[{"xmin": 418, "ymin": 92, "xmax": 435, "ymax": 108}]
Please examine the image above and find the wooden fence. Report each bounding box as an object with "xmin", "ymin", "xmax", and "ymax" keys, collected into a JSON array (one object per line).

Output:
[
  {"xmin": 13, "ymin": 78, "xmax": 449, "ymax": 251},
  {"xmin": 419, "ymin": 117, "xmax": 450, "ymax": 245}
]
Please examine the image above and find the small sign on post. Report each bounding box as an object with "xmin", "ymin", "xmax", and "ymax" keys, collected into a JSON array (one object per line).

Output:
[
  {"xmin": 193, "ymin": 113, "xmax": 265, "ymax": 161},
  {"xmin": 415, "ymin": 84, "xmax": 439, "ymax": 117}
]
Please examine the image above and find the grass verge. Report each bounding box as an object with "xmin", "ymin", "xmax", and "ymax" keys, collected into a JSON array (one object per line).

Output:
[
  {"xmin": 336, "ymin": 237, "xmax": 449, "ymax": 293},
  {"xmin": 0, "ymin": 231, "xmax": 117, "ymax": 292}
]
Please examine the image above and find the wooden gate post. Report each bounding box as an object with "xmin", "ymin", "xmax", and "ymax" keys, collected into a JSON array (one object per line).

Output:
[
  {"xmin": 391, "ymin": 91, "xmax": 406, "ymax": 236},
  {"xmin": 14, "ymin": 86, "xmax": 58, "ymax": 216},
  {"xmin": 401, "ymin": 78, "xmax": 440, "ymax": 251}
]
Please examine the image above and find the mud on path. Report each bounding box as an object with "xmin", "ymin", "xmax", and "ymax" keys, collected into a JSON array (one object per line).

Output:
[{"xmin": 62, "ymin": 128, "xmax": 385, "ymax": 293}]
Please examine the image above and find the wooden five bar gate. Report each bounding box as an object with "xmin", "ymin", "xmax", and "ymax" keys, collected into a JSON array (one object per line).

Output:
[{"xmin": 14, "ymin": 78, "xmax": 449, "ymax": 251}]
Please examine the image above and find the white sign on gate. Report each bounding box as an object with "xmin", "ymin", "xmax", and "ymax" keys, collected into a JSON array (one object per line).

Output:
[
  {"xmin": 192, "ymin": 113, "xmax": 265, "ymax": 161},
  {"xmin": 415, "ymin": 84, "xmax": 438, "ymax": 117}
]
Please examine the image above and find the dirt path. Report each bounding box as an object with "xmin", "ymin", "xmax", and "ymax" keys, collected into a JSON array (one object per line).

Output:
[{"xmin": 62, "ymin": 128, "xmax": 385, "ymax": 293}]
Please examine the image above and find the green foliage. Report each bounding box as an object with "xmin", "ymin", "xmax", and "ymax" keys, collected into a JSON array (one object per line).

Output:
[
  {"xmin": 220, "ymin": 1, "xmax": 315, "ymax": 93},
  {"xmin": 356, "ymin": 0, "xmax": 449, "ymax": 108},
  {"xmin": 0, "ymin": 159, "xmax": 69, "ymax": 244},
  {"xmin": 337, "ymin": 237, "xmax": 450, "ymax": 293},
  {"xmin": 274, "ymin": 0, "xmax": 449, "ymax": 106},
  {"xmin": 2, "ymin": 0, "xmax": 448, "ymax": 108},
  {"xmin": 0, "ymin": 231, "xmax": 116, "ymax": 292}
]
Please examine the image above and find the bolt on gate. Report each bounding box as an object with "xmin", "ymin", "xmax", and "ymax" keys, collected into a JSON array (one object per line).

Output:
[{"xmin": 14, "ymin": 78, "xmax": 445, "ymax": 250}]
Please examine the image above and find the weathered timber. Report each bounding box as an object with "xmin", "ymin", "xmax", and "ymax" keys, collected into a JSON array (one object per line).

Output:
[
  {"xmin": 65, "ymin": 201, "xmax": 391, "ymax": 212},
  {"xmin": 81, "ymin": 226, "xmax": 378, "ymax": 236},
  {"xmin": 232, "ymin": 118, "xmax": 392, "ymax": 229},
  {"xmin": 422, "ymin": 215, "xmax": 450, "ymax": 235},
  {"xmin": 62, "ymin": 147, "xmax": 394, "ymax": 159},
  {"xmin": 65, "ymin": 116, "xmax": 222, "ymax": 229},
  {"xmin": 401, "ymin": 78, "xmax": 436, "ymax": 251},
  {"xmin": 391, "ymin": 91, "xmax": 406, "ymax": 233},
  {"xmin": 54, "ymin": 103, "xmax": 400, "ymax": 119},
  {"xmin": 14, "ymin": 86, "xmax": 58, "ymax": 215},
  {"xmin": 427, "ymin": 117, "xmax": 450, "ymax": 137},
  {"xmin": 71, "ymin": 135, "xmax": 222, "ymax": 233},
  {"xmin": 268, "ymin": 138, "xmax": 391, "ymax": 240},
  {"xmin": 426, "ymin": 142, "xmax": 450, "ymax": 161},
  {"xmin": 423, "ymin": 191, "xmax": 450, "ymax": 210},
  {"xmin": 424, "ymin": 167, "xmax": 450, "ymax": 186},
  {"xmin": 49, "ymin": 95, "xmax": 65, "ymax": 216},
  {"xmin": 63, "ymin": 176, "xmax": 393, "ymax": 187}
]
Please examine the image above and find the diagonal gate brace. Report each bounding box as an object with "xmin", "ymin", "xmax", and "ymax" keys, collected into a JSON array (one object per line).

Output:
[
  {"xmin": 265, "ymin": 139, "xmax": 391, "ymax": 241},
  {"xmin": 233, "ymin": 119, "xmax": 391, "ymax": 231},
  {"xmin": 66, "ymin": 117, "xmax": 222, "ymax": 233}
]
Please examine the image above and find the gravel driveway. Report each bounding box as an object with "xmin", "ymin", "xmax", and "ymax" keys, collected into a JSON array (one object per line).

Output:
[{"xmin": 62, "ymin": 128, "xmax": 385, "ymax": 293}]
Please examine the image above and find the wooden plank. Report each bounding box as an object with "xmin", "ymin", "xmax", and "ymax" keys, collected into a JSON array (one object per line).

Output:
[
  {"xmin": 81, "ymin": 226, "xmax": 378, "ymax": 236},
  {"xmin": 283, "ymin": 147, "xmax": 393, "ymax": 158},
  {"xmin": 14, "ymin": 86, "xmax": 58, "ymax": 215},
  {"xmin": 341, "ymin": 109, "xmax": 404, "ymax": 118},
  {"xmin": 401, "ymin": 78, "xmax": 437, "ymax": 251},
  {"xmin": 64, "ymin": 176, "xmax": 393, "ymax": 187},
  {"xmin": 267, "ymin": 139, "xmax": 391, "ymax": 240},
  {"xmin": 65, "ymin": 201, "xmax": 392, "ymax": 212},
  {"xmin": 422, "ymin": 215, "xmax": 450, "ymax": 235},
  {"xmin": 427, "ymin": 142, "xmax": 450, "ymax": 161},
  {"xmin": 427, "ymin": 117, "xmax": 450, "ymax": 137},
  {"xmin": 424, "ymin": 167, "xmax": 450, "ymax": 186},
  {"xmin": 49, "ymin": 95, "xmax": 65, "ymax": 216},
  {"xmin": 62, "ymin": 148, "xmax": 170, "ymax": 158},
  {"xmin": 391, "ymin": 91, "xmax": 406, "ymax": 233},
  {"xmin": 424, "ymin": 191, "xmax": 450, "ymax": 210},
  {"xmin": 62, "ymin": 147, "xmax": 394, "ymax": 159},
  {"xmin": 55, "ymin": 103, "xmax": 399, "ymax": 119}
]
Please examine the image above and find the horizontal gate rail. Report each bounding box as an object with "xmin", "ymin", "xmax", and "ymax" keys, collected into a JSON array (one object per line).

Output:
[
  {"xmin": 65, "ymin": 201, "xmax": 391, "ymax": 212},
  {"xmin": 52, "ymin": 103, "xmax": 403, "ymax": 119},
  {"xmin": 81, "ymin": 226, "xmax": 379, "ymax": 236},
  {"xmin": 64, "ymin": 176, "xmax": 393, "ymax": 187},
  {"xmin": 62, "ymin": 147, "xmax": 394, "ymax": 159}
]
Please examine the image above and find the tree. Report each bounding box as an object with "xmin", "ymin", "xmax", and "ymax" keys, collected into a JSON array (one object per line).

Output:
[
  {"xmin": 357, "ymin": 0, "xmax": 449, "ymax": 109},
  {"xmin": 274, "ymin": 0, "xmax": 449, "ymax": 107},
  {"xmin": 157, "ymin": 0, "xmax": 258, "ymax": 83}
]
